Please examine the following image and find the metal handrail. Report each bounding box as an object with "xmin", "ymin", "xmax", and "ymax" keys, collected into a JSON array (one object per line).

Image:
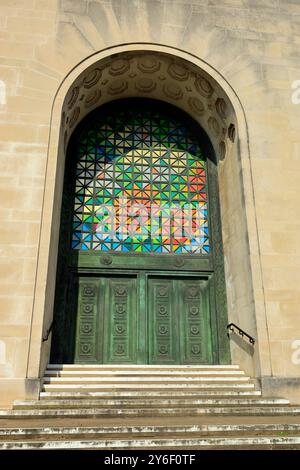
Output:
[
  {"xmin": 227, "ymin": 323, "xmax": 255, "ymax": 345},
  {"xmin": 42, "ymin": 320, "xmax": 54, "ymax": 342}
]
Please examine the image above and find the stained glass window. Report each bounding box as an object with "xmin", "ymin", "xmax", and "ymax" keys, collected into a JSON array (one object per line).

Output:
[{"xmin": 72, "ymin": 105, "xmax": 210, "ymax": 254}]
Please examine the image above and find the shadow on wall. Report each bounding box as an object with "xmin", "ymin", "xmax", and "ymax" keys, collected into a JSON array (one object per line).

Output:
[{"xmin": 228, "ymin": 332, "xmax": 255, "ymax": 357}]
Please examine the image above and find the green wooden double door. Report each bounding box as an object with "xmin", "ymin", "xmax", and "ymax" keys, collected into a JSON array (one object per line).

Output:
[{"xmin": 74, "ymin": 273, "xmax": 214, "ymax": 365}]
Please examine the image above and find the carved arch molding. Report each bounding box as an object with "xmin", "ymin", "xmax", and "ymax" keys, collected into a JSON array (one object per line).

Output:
[{"xmin": 63, "ymin": 51, "xmax": 236, "ymax": 160}]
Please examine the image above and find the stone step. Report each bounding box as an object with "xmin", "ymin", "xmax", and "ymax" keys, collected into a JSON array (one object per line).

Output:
[
  {"xmin": 42, "ymin": 382, "xmax": 256, "ymax": 391},
  {"xmin": 40, "ymin": 390, "xmax": 262, "ymax": 399},
  {"xmin": 2, "ymin": 363, "xmax": 297, "ymax": 450},
  {"xmin": 44, "ymin": 370, "xmax": 246, "ymax": 377},
  {"xmin": 43, "ymin": 376, "xmax": 251, "ymax": 384},
  {"xmin": 1, "ymin": 406, "xmax": 300, "ymax": 419},
  {"xmin": 13, "ymin": 398, "xmax": 290, "ymax": 410},
  {"xmin": 47, "ymin": 364, "xmax": 241, "ymax": 370},
  {"xmin": 1, "ymin": 436, "xmax": 300, "ymax": 449},
  {"xmin": 1, "ymin": 423, "xmax": 300, "ymax": 440}
]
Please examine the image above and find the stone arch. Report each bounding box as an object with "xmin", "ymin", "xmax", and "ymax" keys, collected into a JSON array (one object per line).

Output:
[{"xmin": 26, "ymin": 44, "xmax": 268, "ymax": 384}]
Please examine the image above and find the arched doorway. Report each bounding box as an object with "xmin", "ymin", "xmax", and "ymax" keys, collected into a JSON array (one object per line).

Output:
[{"xmin": 50, "ymin": 98, "xmax": 229, "ymax": 365}]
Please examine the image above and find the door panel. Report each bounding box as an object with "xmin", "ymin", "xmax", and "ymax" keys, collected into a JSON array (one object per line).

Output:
[
  {"xmin": 103, "ymin": 277, "xmax": 138, "ymax": 364},
  {"xmin": 148, "ymin": 277, "xmax": 212, "ymax": 365},
  {"xmin": 177, "ymin": 279, "xmax": 212, "ymax": 364},
  {"xmin": 148, "ymin": 279, "xmax": 179, "ymax": 364},
  {"xmin": 74, "ymin": 276, "xmax": 138, "ymax": 364},
  {"xmin": 74, "ymin": 278, "xmax": 100, "ymax": 363}
]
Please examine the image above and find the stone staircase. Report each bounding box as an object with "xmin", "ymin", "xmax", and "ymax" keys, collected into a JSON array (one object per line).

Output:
[{"xmin": 1, "ymin": 364, "xmax": 300, "ymax": 449}]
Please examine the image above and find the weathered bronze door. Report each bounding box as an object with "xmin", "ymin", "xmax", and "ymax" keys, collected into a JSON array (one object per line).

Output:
[
  {"xmin": 73, "ymin": 274, "xmax": 213, "ymax": 364},
  {"xmin": 50, "ymin": 99, "xmax": 229, "ymax": 365}
]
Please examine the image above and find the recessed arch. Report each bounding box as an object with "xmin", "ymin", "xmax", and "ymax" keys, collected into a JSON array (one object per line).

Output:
[
  {"xmin": 51, "ymin": 97, "xmax": 229, "ymax": 365},
  {"xmin": 26, "ymin": 44, "xmax": 268, "ymax": 382}
]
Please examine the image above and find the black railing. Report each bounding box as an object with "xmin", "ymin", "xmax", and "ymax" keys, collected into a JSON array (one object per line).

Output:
[
  {"xmin": 42, "ymin": 320, "xmax": 54, "ymax": 342},
  {"xmin": 227, "ymin": 323, "xmax": 255, "ymax": 345}
]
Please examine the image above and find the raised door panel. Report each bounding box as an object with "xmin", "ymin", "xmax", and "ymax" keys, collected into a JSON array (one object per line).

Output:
[
  {"xmin": 148, "ymin": 276, "xmax": 213, "ymax": 365},
  {"xmin": 178, "ymin": 279, "xmax": 213, "ymax": 364},
  {"xmin": 148, "ymin": 279, "xmax": 180, "ymax": 364},
  {"xmin": 102, "ymin": 277, "xmax": 138, "ymax": 364},
  {"xmin": 74, "ymin": 278, "xmax": 100, "ymax": 363}
]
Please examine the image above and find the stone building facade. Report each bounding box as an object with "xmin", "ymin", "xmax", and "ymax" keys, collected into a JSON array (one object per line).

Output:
[{"xmin": 0, "ymin": 0, "xmax": 300, "ymax": 408}]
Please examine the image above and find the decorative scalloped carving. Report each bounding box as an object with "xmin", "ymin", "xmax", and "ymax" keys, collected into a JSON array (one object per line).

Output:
[
  {"xmin": 62, "ymin": 52, "xmax": 236, "ymax": 161},
  {"xmin": 81, "ymin": 323, "xmax": 92, "ymax": 334},
  {"xmin": 190, "ymin": 326, "xmax": 200, "ymax": 335},
  {"xmin": 83, "ymin": 304, "xmax": 93, "ymax": 314},
  {"xmin": 163, "ymin": 83, "xmax": 183, "ymax": 100},
  {"xmin": 187, "ymin": 287, "xmax": 199, "ymax": 297},
  {"xmin": 109, "ymin": 59, "xmax": 130, "ymax": 76},
  {"xmin": 135, "ymin": 77, "xmax": 156, "ymax": 93},
  {"xmin": 67, "ymin": 86, "xmax": 79, "ymax": 109},
  {"xmin": 69, "ymin": 106, "xmax": 80, "ymax": 128},
  {"xmin": 158, "ymin": 326, "xmax": 168, "ymax": 335},
  {"xmin": 190, "ymin": 306, "xmax": 199, "ymax": 315},
  {"xmin": 174, "ymin": 257, "xmax": 184, "ymax": 267},
  {"xmin": 157, "ymin": 287, "xmax": 168, "ymax": 297},
  {"xmin": 83, "ymin": 68, "xmax": 102, "ymax": 89},
  {"xmin": 219, "ymin": 141, "xmax": 226, "ymax": 160},
  {"xmin": 188, "ymin": 97, "xmax": 205, "ymax": 116},
  {"xmin": 61, "ymin": 111, "xmax": 65, "ymax": 128},
  {"xmin": 195, "ymin": 76, "xmax": 213, "ymax": 98},
  {"xmin": 158, "ymin": 305, "xmax": 167, "ymax": 315},
  {"xmin": 83, "ymin": 285, "xmax": 95, "ymax": 296},
  {"xmin": 115, "ymin": 325, "xmax": 125, "ymax": 335},
  {"xmin": 63, "ymin": 130, "xmax": 68, "ymax": 150},
  {"xmin": 108, "ymin": 79, "xmax": 128, "ymax": 95},
  {"xmin": 208, "ymin": 116, "xmax": 220, "ymax": 136},
  {"xmin": 191, "ymin": 345, "xmax": 200, "ymax": 355},
  {"xmin": 115, "ymin": 344, "xmax": 125, "ymax": 355},
  {"xmin": 216, "ymin": 97, "xmax": 228, "ymax": 120},
  {"xmin": 137, "ymin": 55, "xmax": 160, "ymax": 73},
  {"xmin": 100, "ymin": 254, "xmax": 112, "ymax": 265},
  {"xmin": 81, "ymin": 343, "xmax": 91, "ymax": 354},
  {"xmin": 228, "ymin": 123, "xmax": 236, "ymax": 142},
  {"xmin": 116, "ymin": 303, "xmax": 125, "ymax": 314},
  {"xmin": 158, "ymin": 345, "xmax": 168, "ymax": 354},
  {"xmin": 85, "ymin": 89, "xmax": 101, "ymax": 108},
  {"xmin": 168, "ymin": 63, "xmax": 189, "ymax": 81}
]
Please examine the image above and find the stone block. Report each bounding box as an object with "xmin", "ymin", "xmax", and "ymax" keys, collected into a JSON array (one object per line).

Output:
[{"xmin": 60, "ymin": 0, "xmax": 87, "ymax": 15}]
